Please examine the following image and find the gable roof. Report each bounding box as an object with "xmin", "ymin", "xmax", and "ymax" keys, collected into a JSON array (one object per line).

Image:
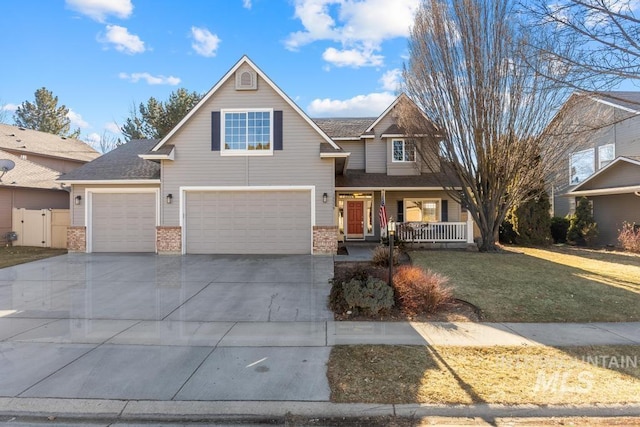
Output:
[
  {"xmin": 0, "ymin": 150, "xmax": 64, "ymax": 190},
  {"xmin": 0, "ymin": 123, "xmax": 100, "ymax": 163},
  {"xmin": 313, "ymin": 118, "xmax": 375, "ymax": 139},
  {"xmin": 150, "ymin": 55, "xmax": 341, "ymax": 152},
  {"xmin": 58, "ymin": 139, "xmax": 160, "ymax": 183},
  {"xmin": 568, "ymin": 156, "xmax": 640, "ymax": 196},
  {"xmin": 591, "ymin": 91, "xmax": 640, "ymax": 114}
]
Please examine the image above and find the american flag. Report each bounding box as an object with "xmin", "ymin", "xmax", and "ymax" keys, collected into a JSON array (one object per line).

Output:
[{"xmin": 379, "ymin": 193, "xmax": 388, "ymax": 229}]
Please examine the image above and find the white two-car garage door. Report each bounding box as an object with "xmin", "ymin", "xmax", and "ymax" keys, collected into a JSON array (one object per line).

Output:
[
  {"xmin": 91, "ymin": 193, "xmax": 157, "ymax": 252},
  {"xmin": 185, "ymin": 190, "xmax": 311, "ymax": 254}
]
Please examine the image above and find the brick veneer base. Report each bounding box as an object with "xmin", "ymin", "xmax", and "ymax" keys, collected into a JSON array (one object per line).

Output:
[
  {"xmin": 67, "ymin": 226, "xmax": 86, "ymax": 252},
  {"xmin": 313, "ymin": 225, "xmax": 338, "ymax": 255},
  {"xmin": 157, "ymin": 226, "xmax": 182, "ymax": 254}
]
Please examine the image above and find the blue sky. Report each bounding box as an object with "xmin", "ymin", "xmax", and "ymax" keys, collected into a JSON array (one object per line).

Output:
[{"xmin": 0, "ymin": 0, "xmax": 417, "ymax": 149}]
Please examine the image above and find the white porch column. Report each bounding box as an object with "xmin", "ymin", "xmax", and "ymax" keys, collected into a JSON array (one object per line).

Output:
[{"xmin": 466, "ymin": 214, "xmax": 474, "ymax": 244}]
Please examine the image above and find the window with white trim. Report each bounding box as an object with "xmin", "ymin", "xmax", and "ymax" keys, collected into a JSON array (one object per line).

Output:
[
  {"xmin": 404, "ymin": 199, "xmax": 440, "ymax": 222},
  {"xmin": 392, "ymin": 139, "xmax": 415, "ymax": 162},
  {"xmin": 598, "ymin": 144, "xmax": 614, "ymax": 169},
  {"xmin": 569, "ymin": 148, "xmax": 594, "ymax": 185},
  {"xmin": 221, "ymin": 109, "xmax": 273, "ymax": 155}
]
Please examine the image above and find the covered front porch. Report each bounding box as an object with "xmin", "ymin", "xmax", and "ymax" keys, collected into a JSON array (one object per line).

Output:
[{"xmin": 334, "ymin": 188, "xmax": 477, "ymax": 246}]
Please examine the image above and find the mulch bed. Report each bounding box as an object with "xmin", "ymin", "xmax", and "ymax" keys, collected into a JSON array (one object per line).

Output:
[{"xmin": 333, "ymin": 261, "xmax": 481, "ymax": 322}]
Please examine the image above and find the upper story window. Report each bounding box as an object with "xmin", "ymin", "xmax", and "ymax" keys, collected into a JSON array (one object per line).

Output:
[
  {"xmin": 392, "ymin": 139, "xmax": 415, "ymax": 162},
  {"xmin": 598, "ymin": 144, "xmax": 615, "ymax": 169},
  {"xmin": 221, "ymin": 109, "xmax": 273, "ymax": 156},
  {"xmin": 570, "ymin": 148, "xmax": 594, "ymax": 185}
]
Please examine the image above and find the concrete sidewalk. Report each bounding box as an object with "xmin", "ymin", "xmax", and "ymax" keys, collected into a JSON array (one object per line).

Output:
[{"xmin": 1, "ymin": 318, "xmax": 639, "ymax": 423}]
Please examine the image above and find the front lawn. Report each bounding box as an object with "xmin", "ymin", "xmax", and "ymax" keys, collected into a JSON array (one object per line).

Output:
[
  {"xmin": 410, "ymin": 247, "xmax": 640, "ymax": 322},
  {"xmin": 328, "ymin": 345, "xmax": 640, "ymax": 405},
  {"xmin": 0, "ymin": 246, "xmax": 67, "ymax": 269}
]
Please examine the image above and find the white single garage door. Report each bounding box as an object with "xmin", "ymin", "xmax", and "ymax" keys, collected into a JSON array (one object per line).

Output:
[
  {"xmin": 91, "ymin": 193, "xmax": 156, "ymax": 252},
  {"xmin": 185, "ymin": 190, "xmax": 311, "ymax": 254}
]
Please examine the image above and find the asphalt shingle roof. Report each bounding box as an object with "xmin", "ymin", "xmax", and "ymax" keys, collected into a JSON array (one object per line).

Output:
[
  {"xmin": 59, "ymin": 139, "xmax": 160, "ymax": 181},
  {"xmin": 593, "ymin": 91, "xmax": 640, "ymax": 113},
  {"xmin": 336, "ymin": 169, "xmax": 461, "ymax": 188},
  {"xmin": 0, "ymin": 150, "xmax": 62, "ymax": 190},
  {"xmin": 313, "ymin": 118, "xmax": 375, "ymax": 139},
  {"xmin": 0, "ymin": 124, "xmax": 100, "ymax": 163}
]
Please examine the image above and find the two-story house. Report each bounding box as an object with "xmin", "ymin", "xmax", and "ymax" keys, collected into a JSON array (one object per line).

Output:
[
  {"xmin": 59, "ymin": 56, "xmax": 475, "ymax": 255},
  {"xmin": 551, "ymin": 92, "xmax": 640, "ymax": 246},
  {"xmin": 0, "ymin": 124, "xmax": 100, "ymax": 244}
]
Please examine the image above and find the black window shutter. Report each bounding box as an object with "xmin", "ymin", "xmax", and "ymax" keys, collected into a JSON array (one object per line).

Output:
[
  {"xmin": 397, "ymin": 200, "xmax": 404, "ymax": 222},
  {"xmin": 211, "ymin": 111, "xmax": 221, "ymax": 151},
  {"xmin": 274, "ymin": 110, "xmax": 283, "ymax": 151},
  {"xmin": 441, "ymin": 200, "xmax": 448, "ymax": 222}
]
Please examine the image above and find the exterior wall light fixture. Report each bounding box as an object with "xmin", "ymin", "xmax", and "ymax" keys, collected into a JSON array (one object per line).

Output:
[
  {"xmin": 166, "ymin": 194, "xmax": 173, "ymax": 204},
  {"xmin": 74, "ymin": 195, "xmax": 82, "ymax": 205},
  {"xmin": 323, "ymin": 193, "xmax": 328, "ymax": 204}
]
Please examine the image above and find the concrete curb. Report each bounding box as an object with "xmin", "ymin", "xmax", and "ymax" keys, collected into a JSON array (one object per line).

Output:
[{"xmin": 1, "ymin": 398, "xmax": 639, "ymax": 423}]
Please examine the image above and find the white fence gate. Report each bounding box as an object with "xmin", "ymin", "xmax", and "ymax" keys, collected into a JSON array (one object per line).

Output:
[{"xmin": 11, "ymin": 208, "xmax": 69, "ymax": 248}]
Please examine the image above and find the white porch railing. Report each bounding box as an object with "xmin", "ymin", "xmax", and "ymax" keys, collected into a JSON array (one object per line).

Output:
[{"xmin": 397, "ymin": 217, "xmax": 474, "ymax": 243}]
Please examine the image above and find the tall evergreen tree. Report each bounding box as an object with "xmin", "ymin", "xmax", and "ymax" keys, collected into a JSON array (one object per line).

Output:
[
  {"xmin": 121, "ymin": 88, "xmax": 202, "ymax": 141},
  {"xmin": 14, "ymin": 87, "xmax": 80, "ymax": 138}
]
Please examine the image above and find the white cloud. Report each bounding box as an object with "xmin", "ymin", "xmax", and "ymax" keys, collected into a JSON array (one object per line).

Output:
[
  {"xmin": 242, "ymin": 0, "xmax": 252, "ymax": 9},
  {"xmin": 100, "ymin": 25, "xmax": 146, "ymax": 55},
  {"xmin": 1, "ymin": 103, "xmax": 18, "ymax": 112},
  {"xmin": 119, "ymin": 72, "xmax": 181, "ymax": 85},
  {"xmin": 322, "ymin": 47, "xmax": 383, "ymax": 67},
  {"xmin": 190, "ymin": 26, "xmax": 221, "ymax": 57},
  {"xmin": 104, "ymin": 122, "xmax": 121, "ymax": 133},
  {"xmin": 286, "ymin": 0, "xmax": 419, "ymax": 67},
  {"xmin": 66, "ymin": 0, "xmax": 133, "ymax": 22},
  {"xmin": 380, "ymin": 68, "xmax": 402, "ymax": 91},
  {"xmin": 307, "ymin": 92, "xmax": 397, "ymax": 117},
  {"xmin": 67, "ymin": 109, "xmax": 89, "ymax": 128},
  {"xmin": 85, "ymin": 132, "xmax": 101, "ymax": 145}
]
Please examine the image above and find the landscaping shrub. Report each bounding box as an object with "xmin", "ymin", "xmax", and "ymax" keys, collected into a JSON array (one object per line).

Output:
[
  {"xmin": 329, "ymin": 265, "xmax": 388, "ymax": 313},
  {"xmin": 392, "ymin": 265, "xmax": 452, "ymax": 315},
  {"xmin": 618, "ymin": 222, "xmax": 640, "ymax": 253},
  {"xmin": 567, "ymin": 197, "xmax": 598, "ymax": 246},
  {"xmin": 371, "ymin": 245, "xmax": 400, "ymax": 267},
  {"xmin": 501, "ymin": 188, "xmax": 551, "ymax": 245},
  {"xmin": 550, "ymin": 216, "xmax": 570, "ymax": 244},
  {"xmin": 342, "ymin": 277, "xmax": 394, "ymax": 315}
]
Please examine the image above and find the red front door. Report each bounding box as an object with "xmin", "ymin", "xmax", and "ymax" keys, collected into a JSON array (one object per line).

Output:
[{"xmin": 347, "ymin": 200, "xmax": 364, "ymax": 238}]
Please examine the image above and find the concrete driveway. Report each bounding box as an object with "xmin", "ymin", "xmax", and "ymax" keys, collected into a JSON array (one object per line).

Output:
[{"xmin": 0, "ymin": 253, "xmax": 333, "ymax": 401}]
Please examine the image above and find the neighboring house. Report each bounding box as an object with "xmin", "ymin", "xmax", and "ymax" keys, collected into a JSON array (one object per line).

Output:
[
  {"xmin": 551, "ymin": 92, "xmax": 640, "ymax": 246},
  {"xmin": 59, "ymin": 56, "xmax": 475, "ymax": 255},
  {"xmin": 0, "ymin": 125, "xmax": 100, "ymax": 245},
  {"xmin": 0, "ymin": 124, "xmax": 99, "ymax": 173}
]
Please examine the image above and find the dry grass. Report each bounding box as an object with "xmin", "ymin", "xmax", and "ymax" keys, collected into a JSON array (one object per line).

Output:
[
  {"xmin": 328, "ymin": 345, "xmax": 640, "ymax": 405},
  {"xmin": 0, "ymin": 246, "xmax": 67, "ymax": 269},
  {"xmin": 410, "ymin": 246, "xmax": 640, "ymax": 322}
]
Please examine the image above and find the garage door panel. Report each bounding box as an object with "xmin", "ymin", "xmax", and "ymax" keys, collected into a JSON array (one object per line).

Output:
[
  {"xmin": 92, "ymin": 193, "xmax": 156, "ymax": 253},
  {"xmin": 186, "ymin": 190, "xmax": 311, "ymax": 254}
]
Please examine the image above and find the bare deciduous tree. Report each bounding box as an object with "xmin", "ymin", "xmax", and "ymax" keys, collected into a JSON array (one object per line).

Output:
[
  {"xmin": 520, "ymin": 0, "xmax": 640, "ymax": 92},
  {"xmin": 399, "ymin": 0, "xmax": 578, "ymax": 251}
]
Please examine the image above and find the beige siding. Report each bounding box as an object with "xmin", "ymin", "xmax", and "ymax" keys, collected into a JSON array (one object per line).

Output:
[
  {"xmin": 13, "ymin": 189, "xmax": 69, "ymax": 210},
  {"xmin": 592, "ymin": 194, "xmax": 640, "ymax": 245},
  {"xmin": 579, "ymin": 161, "xmax": 640, "ymax": 190},
  {"xmin": 0, "ymin": 189, "xmax": 11, "ymax": 242},
  {"xmin": 339, "ymin": 140, "xmax": 365, "ymax": 170},
  {"xmin": 613, "ymin": 110, "xmax": 640, "ymax": 157},
  {"xmin": 161, "ymin": 71, "xmax": 334, "ymax": 227},
  {"xmin": 365, "ymin": 139, "xmax": 386, "ymax": 173},
  {"xmin": 71, "ymin": 184, "xmax": 160, "ymax": 226}
]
